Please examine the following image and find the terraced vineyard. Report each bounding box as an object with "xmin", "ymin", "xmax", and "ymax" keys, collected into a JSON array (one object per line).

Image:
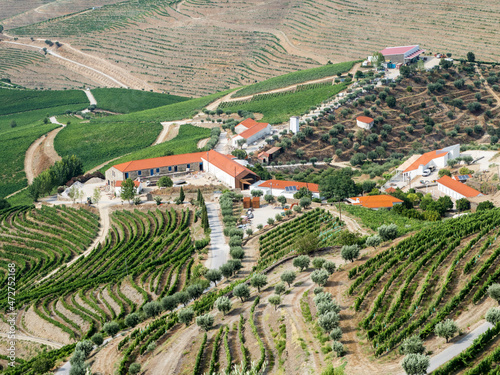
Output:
[
  {"xmin": 4, "ymin": 206, "xmax": 196, "ymax": 344},
  {"xmin": 349, "ymin": 209, "xmax": 500, "ymax": 372}
]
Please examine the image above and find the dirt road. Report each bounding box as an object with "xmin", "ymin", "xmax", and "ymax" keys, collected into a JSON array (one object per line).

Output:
[{"xmin": 0, "ymin": 331, "xmax": 64, "ymax": 349}]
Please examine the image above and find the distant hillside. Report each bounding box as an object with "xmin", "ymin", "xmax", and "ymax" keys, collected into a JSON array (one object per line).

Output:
[{"xmin": 1, "ymin": 0, "xmax": 498, "ymax": 95}]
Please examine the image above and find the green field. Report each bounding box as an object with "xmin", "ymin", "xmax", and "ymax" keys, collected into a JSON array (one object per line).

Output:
[
  {"xmin": 0, "ymin": 88, "xmax": 88, "ymax": 116},
  {"xmin": 99, "ymin": 124, "xmax": 211, "ymax": 173},
  {"xmin": 232, "ymin": 61, "xmax": 357, "ymax": 98},
  {"xmin": 91, "ymin": 88, "xmax": 189, "ymax": 113},
  {"xmin": 0, "ymin": 123, "xmax": 59, "ymax": 198},
  {"xmin": 219, "ymin": 83, "xmax": 348, "ymax": 124},
  {"xmin": 55, "ymin": 90, "xmax": 231, "ymax": 172},
  {"xmin": 341, "ymin": 203, "xmax": 431, "ymax": 235}
]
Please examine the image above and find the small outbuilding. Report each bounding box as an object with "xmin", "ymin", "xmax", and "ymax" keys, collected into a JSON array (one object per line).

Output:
[
  {"xmin": 380, "ymin": 45, "xmax": 426, "ymax": 64},
  {"xmin": 356, "ymin": 116, "xmax": 374, "ymax": 130},
  {"xmin": 437, "ymin": 175, "xmax": 482, "ymax": 200}
]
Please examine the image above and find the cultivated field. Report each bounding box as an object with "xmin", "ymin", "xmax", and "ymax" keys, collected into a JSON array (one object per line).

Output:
[{"xmin": 2, "ymin": 0, "xmax": 498, "ymax": 95}]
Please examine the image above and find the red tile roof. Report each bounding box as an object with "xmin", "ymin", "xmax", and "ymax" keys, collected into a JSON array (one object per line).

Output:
[
  {"xmin": 385, "ymin": 187, "xmax": 397, "ymax": 193},
  {"xmin": 113, "ymin": 152, "xmax": 206, "ymax": 173},
  {"xmin": 237, "ymin": 118, "xmax": 259, "ymax": 129},
  {"xmin": 115, "ymin": 180, "xmax": 141, "ymax": 187},
  {"xmin": 238, "ymin": 122, "xmax": 269, "ymax": 139},
  {"xmin": 357, "ymin": 116, "xmax": 374, "ymax": 123},
  {"xmin": 258, "ymin": 179, "xmax": 319, "ymax": 193},
  {"xmin": 202, "ymin": 150, "xmax": 257, "ymax": 179},
  {"xmin": 349, "ymin": 195, "xmax": 403, "ymax": 208},
  {"xmin": 437, "ymin": 175, "xmax": 481, "ymax": 198},
  {"xmin": 380, "ymin": 45, "xmax": 418, "ymax": 56},
  {"xmin": 403, "ymin": 150, "xmax": 447, "ymax": 173}
]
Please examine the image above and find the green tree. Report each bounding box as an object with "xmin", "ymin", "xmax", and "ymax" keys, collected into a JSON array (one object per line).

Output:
[
  {"xmin": 125, "ymin": 312, "xmax": 141, "ymax": 327},
  {"xmin": 366, "ymin": 235, "xmax": 382, "ymax": 249},
  {"xmin": 299, "ymin": 197, "xmax": 312, "ymax": 209},
  {"xmin": 157, "ymin": 175, "xmax": 173, "ymax": 187},
  {"xmin": 329, "ymin": 327, "xmax": 343, "ymax": 341},
  {"xmin": 435, "ymin": 319, "xmax": 458, "ymax": 343},
  {"xmin": 233, "ymin": 283, "xmax": 251, "ymax": 302},
  {"xmin": 386, "ymin": 95, "xmax": 396, "ymax": 108},
  {"xmin": 280, "ymin": 270, "xmax": 296, "ymax": 287},
  {"xmin": 120, "ymin": 178, "xmax": 136, "ymax": 203},
  {"xmin": 91, "ymin": 333, "xmax": 104, "ymax": 346},
  {"xmin": 477, "ymin": 201, "xmax": 495, "ymax": 211},
  {"xmin": 296, "ymin": 232, "xmax": 319, "ymax": 254},
  {"xmin": 488, "ymin": 283, "xmax": 500, "ymax": 304},
  {"xmin": 341, "ymin": 244, "xmax": 360, "ymax": 263},
  {"xmin": 277, "ymin": 195, "xmax": 287, "ymax": 206},
  {"xmin": 293, "ymin": 255, "xmax": 310, "ymax": 271},
  {"xmin": 220, "ymin": 262, "xmax": 235, "ymax": 278},
  {"xmin": 332, "ymin": 341, "xmax": 344, "ymax": 357},
  {"xmin": 486, "ymin": 307, "xmax": 500, "ymax": 325},
  {"xmin": 467, "ymin": 52, "xmax": 476, "ymax": 62},
  {"xmin": 32, "ymin": 356, "xmax": 54, "ymax": 373},
  {"xmin": 205, "ymin": 268, "xmax": 223, "ymax": 286},
  {"xmin": 186, "ymin": 283, "xmax": 204, "ymax": 300},
  {"xmin": 196, "ymin": 313, "xmax": 215, "ymax": 331},
  {"xmin": 378, "ymin": 224, "xmax": 398, "ymax": 241},
  {"xmin": 269, "ymin": 295, "xmax": 281, "ymax": 310},
  {"xmin": 311, "ymin": 269, "xmax": 330, "ymax": 286},
  {"xmin": 402, "ymin": 353, "xmax": 430, "ymax": 375},
  {"xmin": 371, "ymin": 52, "xmax": 385, "ymax": 68},
  {"xmin": 312, "ymin": 257, "xmax": 326, "ymax": 269},
  {"xmin": 438, "ymin": 168, "xmax": 452, "ymax": 178},
  {"xmin": 456, "ymin": 198, "xmax": 470, "ymax": 212},
  {"xmin": 179, "ymin": 308, "xmax": 195, "ymax": 326},
  {"xmin": 264, "ymin": 194, "xmax": 275, "ymax": 204},
  {"xmin": 103, "ymin": 321, "xmax": 120, "ymax": 336},
  {"xmin": 250, "ymin": 274, "xmax": 268, "ymax": 292},
  {"xmin": 143, "ymin": 301, "xmax": 162, "ymax": 317},
  {"xmin": 0, "ymin": 25, "xmax": 3, "ymax": 33},
  {"xmin": 323, "ymin": 261, "xmax": 336, "ymax": 274},
  {"xmin": 0, "ymin": 198, "xmax": 11, "ymax": 210},
  {"xmin": 251, "ymin": 189, "xmax": 264, "ymax": 197},
  {"xmin": 274, "ymin": 282, "xmax": 286, "ymax": 295},
  {"xmin": 129, "ymin": 363, "xmax": 141, "ymax": 375},
  {"xmin": 400, "ymin": 65, "xmax": 411, "ymax": 78},
  {"xmin": 319, "ymin": 169, "xmax": 358, "ymax": 201},
  {"xmin": 400, "ymin": 336, "xmax": 425, "ymax": 355},
  {"xmin": 318, "ymin": 311, "xmax": 339, "ymax": 332},
  {"xmin": 10, "ymin": 120, "xmax": 16, "ymax": 128},
  {"xmin": 177, "ymin": 186, "xmax": 185, "ymax": 204},
  {"xmin": 215, "ymin": 296, "xmax": 232, "ymax": 315}
]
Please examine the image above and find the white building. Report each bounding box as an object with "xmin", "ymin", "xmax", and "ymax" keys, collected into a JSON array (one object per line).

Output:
[
  {"xmin": 356, "ymin": 116, "xmax": 374, "ymax": 130},
  {"xmin": 250, "ymin": 179, "xmax": 320, "ymax": 199},
  {"xmin": 290, "ymin": 116, "xmax": 300, "ymax": 134},
  {"xmin": 201, "ymin": 150, "xmax": 260, "ymax": 189},
  {"xmin": 437, "ymin": 175, "xmax": 482, "ymax": 200},
  {"xmin": 402, "ymin": 144, "xmax": 460, "ymax": 181},
  {"xmin": 232, "ymin": 121, "xmax": 271, "ymax": 147},
  {"xmin": 380, "ymin": 45, "xmax": 426, "ymax": 64}
]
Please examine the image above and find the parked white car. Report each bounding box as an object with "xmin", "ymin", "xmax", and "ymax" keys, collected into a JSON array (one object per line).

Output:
[{"xmin": 422, "ymin": 169, "xmax": 431, "ymax": 177}]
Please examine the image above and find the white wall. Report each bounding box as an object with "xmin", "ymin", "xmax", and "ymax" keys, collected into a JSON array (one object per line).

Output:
[
  {"xmin": 234, "ymin": 124, "xmax": 248, "ymax": 134},
  {"xmin": 202, "ymin": 158, "xmax": 236, "ymax": 188},
  {"xmin": 245, "ymin": 125, "xmax": 272, "ymax": 145},
  {"xmin": 438, "ymin": 183, "xmax": 463, "ymax": 200},
  {"xmin": 356, "ymin": 120, "xmax": 373, "ymax": 130},
  {"xmin": 105, "ymin": 167, "xmax": 124, "ymax": 183},
  {"xmin": 290, "ymin": 117, "xmax": 300, "ymax": 134},
  {"xmin": 232, "ymin": 135, "xmax": 244, "ymax": 147}
]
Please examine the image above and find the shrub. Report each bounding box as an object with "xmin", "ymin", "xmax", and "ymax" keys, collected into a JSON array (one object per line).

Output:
[
  {"xmin": 196, "ymin": 313, "xmax": 215, "ymax": 331},
  {"xmin": 103, "ymin": 321, "xmax": 120, "ymax": 337},
  {"xmin": 91, "ymin": 333, "xmax": 103, "ymax": 346},
  {"xmin": 178, "ymin": 308, "xmax": 195, "ymax": 326},
  {"xmin": 318, "ymin": 311, "xmax": 339, "ymax": 332},
  {"xmin": 331, "ymin": 341, "xmax": 344, "ymax": 357},
  {"xmin": 323, "ymin": 261, "xmax": 336, "ymax": 274},
  {"xmin": 311, "ymin": 269, "xmax": 330, "ymax": 286},
  {"xmin": 293, "ymin": 255, "xmax": 310, "ymax": 271},
  {"xmin": 157, "ymin": 176, "xmax": 173, "ymax": 187},
  {"xmin": 312, "ymin": 257, "xmax": 326, "ymax": 269},
  {"xmin": 129, "ymin": 363, "xmax": 141, "ymax": 375},
  {"xmin": 378, "ymin": 224, "xmax": 398, "ymax": 240},
  {"xmin": 486, "ymin": 307, "xmax": 500, "ymax": 325},
  {"xmin": 125, "ymin": 312, "xmax": 141, "ymax": 327},
  {"xmin": 329, "ymin": 327, "xmax": 342, "ymax": 341}
]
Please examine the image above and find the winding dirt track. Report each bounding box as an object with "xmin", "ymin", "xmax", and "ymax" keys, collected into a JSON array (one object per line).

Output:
[{"xmin": 0, "ymin": 332, "xmax": 64, "ymax": 349}]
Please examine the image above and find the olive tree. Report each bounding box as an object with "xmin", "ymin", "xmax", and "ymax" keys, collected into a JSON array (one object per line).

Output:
[
  {"xmin": 488, "ymin": 283, "xmax": 500, "ymax": 304},
  {"xmin": 314, "ymin": 292, "xmax": 333, "ymax": 306},
  {"xmin": 401, "ymin": 353, "xmax": 430, "ymax": 375},
  {"xmin": 486, "ymin": 307, "xmax": 500, "ymax": 325},
  {"xmin": 175, "ymin": 291, "xmax": 190, "ymax": 306},
  {"xmin": 341, "ymin": 244, "xmax": 360, "ymax": 263},
  {"xmin": 281, "ymin": 270, "xmax": 296, "ymax": 287},
  {"xmin": 125, "ymin": 312, "xmax": 141, "ymax": 327},
  {"xmin": 103, "ymin": 321, "xmax": 120, "ymax": 337},
  {"xmin": 312, "ymin": 257, "xmax": 326, "ymax": 269},
  {"xmin": 250, "ymin": 274, "xmax": 268, "ymax": 292},
  {"xmin": 323, "ymin": 261, "xmax": 336, "ymax": 274},
  {"xmin": 205, "ymin": 268, "xmax": 223, "ymax": 286},
  {"xmin": 293, "ymin": 255, "xmax": 310, "ymax": 271},
  {"xmin": 269, "ymin": 295, "xmax": 281, "ymax": 310},
  {"xmin": 178, "ymin": 307, "xmax": 195, "ymax": 326},
  {"xmin": 316, "ymin": 300, "xmax": 341, "ymax": 316},
  {"xmin": 129, "ymin": 363, "xmax": 141, "ymax": 375},
  {"xmin": 274, "ymin": 282, "xmax": 286, "ymax": 295},
  {"xmin": 318, "ymin": 311, "xmax": 339, "ymax": 332},
  {"xmin": 331, "ymin": 341, "xmax": 344, "ymax": 357},
  {"xmin": 366, "ymin": 235, "xmax": 382, "ymax": 249},
  {"xmin": 400, "ymin": 335, "xmax": 425, "ymax": 355},
  {"xmin": 233, "ymin": 283, "xmax": 251, "ymax": 302},
  {"xmin": 378, "ymin": 224, "xmax": 398, "ymax": 241},
  {"xmin": 311, "ymin": 269, "xmax": 330, "ymax": 286},
  {"xmin": 196, "ymin": 313, "xmax": 215, "ymax": 331},
  {"xmin": 215, "ymin": 296, "xmax": 232, "ymax": 315},
  {"xmin": 435, "ymin": 319, "xmax": 458, "ymax": 343},
  {"xmin": 329, "ymin": 327, "xmax": 343, "ymax": 341},
  {"xmin": 143, "ymin": 301, "xmax": 162, "ymax": 318}
]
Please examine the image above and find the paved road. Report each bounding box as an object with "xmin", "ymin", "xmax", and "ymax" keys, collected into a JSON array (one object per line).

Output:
[
  {"xmin": 426, "ymin": 322, "xmax": 493, "ymax": 373},
  {"xmin": 205, "ymin": 202, "xmax": 229, "ymax": 270}
]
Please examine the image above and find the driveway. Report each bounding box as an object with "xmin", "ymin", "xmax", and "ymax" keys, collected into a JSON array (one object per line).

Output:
[{"xmin": 204, "ymin": 202, "xmax": 229, "ymax": 270}]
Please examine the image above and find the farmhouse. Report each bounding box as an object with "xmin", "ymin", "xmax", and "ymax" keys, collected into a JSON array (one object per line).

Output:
[
  {"xmin": 201, "ymin": 150, "xmax": 260, "ymax": 189},
  {"xmin": 380, "ymin": 45, "xmax": 426, "ymax": 65},
  {"xmin": 347, "ymin": 195, "xmax": 404, "ymax": 209},
  {"xmin": 257, "ymin": 147, "xmax": 282, "ymax": 163},
  {"xmin": 106, "ymin": 150, "xmax": 259, "ymax": 190},
  {"xmin": 356, "ymin": 116, "xmax": 374, "ymax": 130},
  {"xmin": 250, "ymin": 179, "xmax": 320, "ymax": 199},
  {"xmin": 401, "ymin": 144, "xmax": 460, "ymax": 181},
  {"xmin": 232, "ymin": 119, "xmax": 271, "ymax": 147},
  {"xmin": 437, "ymin": 175, "xmax": 482, "ymax": 200}
]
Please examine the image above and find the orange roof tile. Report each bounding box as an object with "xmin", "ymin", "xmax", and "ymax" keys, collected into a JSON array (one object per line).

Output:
[
  {"xmin": 238, "ymin": 118, "xmax": 259, "ymax": 129},
  {"xmin": 356, "ymin": 116, "xmax": 374, "ymax": 123},
  {"xmin": 437, "ymin": 175, "xmax": 481, "ymax": 198},
  {"xmin": 403, "ymin": 150, "xmax": 447, "ymax": 173},
  {"xmin": 113, "ymin": 152, "xmax": 206, "ymax": 172},
  {"xmin": 258, "ymin": 180, "xmax": 319, "ymax": 193},
  {"xmin": 115, "ymin": 180, "xmax": 141, "ymax": 187},
  {"xmin": 385, "ymin": 187, "xmax": 397, "ymax": 193},
  {"xmin": 238, "ymin": 122, "xmax": 269, "ymax": 139},
  {"xmin": 202, "ymin": 150, "xmax": 257, "ymax": 179},
  {"xmin": 349, "ymin": 195, "xmax": 403, "ymax": 208}
]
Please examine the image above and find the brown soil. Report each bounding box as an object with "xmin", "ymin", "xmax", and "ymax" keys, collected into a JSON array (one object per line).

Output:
[{"xmin": 23, "ymin": 306, "xmax": 71, "ymax": 345}]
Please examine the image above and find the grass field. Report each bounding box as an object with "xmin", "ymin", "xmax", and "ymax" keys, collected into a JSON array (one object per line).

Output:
[
  {"xmin": 219, "ymin": 83, "xmax": 348, "ymax": 124},
  {"xmin": 99, "ymin": 124, "xmax": 211, "ymax": 173},
  {"xmin": 0, "ymin": 123, "xmax": 59, "ymax": 198},
  {"xmin": 91, "ymin": 88, "xmax": 189, "ymax": 113},
  {"xmin": 232, "ymin": 61, "xmax": 357, "ymax": 98},
  {"xmin": 55, "ymin": 90, "xmax": 229, "ymax": 172},
  {"xmin": 0, "ymin": 88, "xmax": 88, "ymax": 116}
]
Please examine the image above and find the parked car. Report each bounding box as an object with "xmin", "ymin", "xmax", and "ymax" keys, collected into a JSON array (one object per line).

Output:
[{"xmin": 422, "ymin": 169, "xmax": 431, "ymax": 177}]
